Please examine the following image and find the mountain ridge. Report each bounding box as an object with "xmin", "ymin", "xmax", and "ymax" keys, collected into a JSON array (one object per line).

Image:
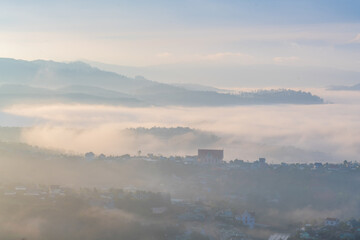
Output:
[{"xmin": 0, "ymin": 58, "xmax": 324, "ymax": 106}]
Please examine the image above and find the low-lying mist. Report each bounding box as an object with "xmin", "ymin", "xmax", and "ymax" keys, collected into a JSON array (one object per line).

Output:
[{"xmin": 3, "ymin": 88, "xmax": 360, "ymax": 163}]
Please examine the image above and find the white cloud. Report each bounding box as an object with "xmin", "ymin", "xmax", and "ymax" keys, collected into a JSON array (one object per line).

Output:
[
  {"xmin": 197, "ymin": 52, "xmax": 256, "ymax": 64},
  {"xmin": 273, "ymin": 56, "xmax": 299, "ymax": 63},
  {"xmin": 4, "ymin": 89, "xmax": 360, "ymax": 162},
  {"xmin": 156, "ymin": 52, "xmax": 171, "ymax": 58},
  {"xmin": 202, "ymin": 52, "xmax": 252, "ymax": 60},
  {"xmin": 350, "ymin": 33, "xmax": 360, "ymax": 43}
]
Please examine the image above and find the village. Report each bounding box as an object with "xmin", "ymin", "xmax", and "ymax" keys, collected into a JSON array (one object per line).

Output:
[
  {"xmin": 1, "ymin": 149, "xmax": 360, "ymax": 240},
  {"xmin": 85, "ymin": 149, "xmax": 360, "ymax": 172}
]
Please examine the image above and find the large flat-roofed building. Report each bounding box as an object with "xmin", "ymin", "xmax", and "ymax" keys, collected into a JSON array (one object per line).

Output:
[{"xmin": 198, "ymin": 149, "xmax": 224, "ymax": 164}]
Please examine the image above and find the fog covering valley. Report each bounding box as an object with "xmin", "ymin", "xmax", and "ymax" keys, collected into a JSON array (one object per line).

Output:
[
  {"xmin": 1, "ymin": 87, "xmax": 360, "ymax": 163},
  {"xmin": 0, "ymin": 58, "xmax": 359, "ymax": 163}
]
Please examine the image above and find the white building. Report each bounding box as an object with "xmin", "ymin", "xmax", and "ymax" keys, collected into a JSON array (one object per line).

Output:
[
  {"xmin": 15, "ymin": 186, "xmax": 27, "ymax": 191},
  {"xmin": 237, "ymin": 210, "xmax": 255, "ymax": 229},
  {"xmin": 268, "ymin": 233, "xmax": 290, "ymax": 240},
  {"xmin": 324, "ymin": 218, "xmax": 340, "ymax": 226}
]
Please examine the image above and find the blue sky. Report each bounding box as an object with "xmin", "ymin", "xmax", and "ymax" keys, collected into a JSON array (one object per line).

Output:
[
  {"xmin": 0, "ymin": 0, "xmax": 359, "ymax": 71},
  {"xmin": 2, "ymin": 0, "xmax": 360, "ymax": 28}
]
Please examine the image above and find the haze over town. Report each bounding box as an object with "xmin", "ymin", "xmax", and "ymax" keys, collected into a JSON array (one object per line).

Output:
[{"xmin": 1, "ymin": 1, "xmax": 360, "ymax": 240}]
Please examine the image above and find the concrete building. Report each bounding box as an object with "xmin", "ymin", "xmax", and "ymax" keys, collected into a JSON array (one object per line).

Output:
[{"xmin": 198, "ymin": 149, "xmax": 224, "ymax": 164}]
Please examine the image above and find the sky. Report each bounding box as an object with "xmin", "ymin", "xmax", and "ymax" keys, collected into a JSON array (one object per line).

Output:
[{"xmin": 0, "ymin": 0, "xmax": 360, "ymax": 71}]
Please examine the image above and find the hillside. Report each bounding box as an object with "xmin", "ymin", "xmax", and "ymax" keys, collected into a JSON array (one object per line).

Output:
[
  {"xmin": 329, "ymin": 83, "xmax": 360, "ymax": 91},
  {"xmin": 0, "ymin": 58, "xmax": 324, "ymax": 106}
]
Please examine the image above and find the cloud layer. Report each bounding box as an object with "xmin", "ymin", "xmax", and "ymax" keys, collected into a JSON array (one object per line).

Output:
[{"xmin": 3, "ymin": 89, "xmax": 360, "ymax": 163}]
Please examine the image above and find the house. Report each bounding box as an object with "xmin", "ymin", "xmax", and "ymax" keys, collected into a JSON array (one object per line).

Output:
[
  {"xmin": 327, "ymin": 164, "xmax": 341, "ymax": 172},
  {"xmin": 132, "ymin": 191, "xmax": 150, "ymax": 200},
  {"xmin": 85, "ymin": 152, "xmax": 95, "ymax": 161},
  {"xmin": 198, "ymin": 149, "xmax": 224, "ymax": 164},
  {"xmin": 49, "ymin": 185, "xmax": 65, "ymax": 196},
  {"xmin": 15, "ymin": 186, "xmax": 27, "ymax": 191},
  {"xmin": 171, "ymin": 198, "xmax": 185, "ymax": 204},
  {"xmin": 215, "ymin": 209, "xmax": 233, "ymax": 219},
  {"xmin": 24, "ymin": 190, "xmax": 40, "ymax": 196},
  {"xmin": 299, "ymin": 232, "xmax": 311, "ymax": 239},
  {"xmin": 178, "ymin": 211, "xmax": 206, "ymax": 222},
  {"xmin": 259, "ymin": 158, "xmax": 266, "ymax": 164},
  {"xmin": 314, "ymin": 162, "xmax": 323, "ymax": 169},
  {"xmin": 4, "ymin": 192, "xmax": 16, "ymax": 196},
  {"xmin": 268, "ymin": 233, "xmax": 290, "ymax": 240},
  {"xmin": 152, "ymin": 207, "xmax": 167, "ymax": 214},
  {"xmin": 219, "ymin": 228, "xmax": 246, "ymax": 240},
  {"xmin": 346, "ymin": 219, "xmax": 360, "ymax": 229},
  {"xmin": 324, "ymin": 218, "xmax": 340, "ymax": 226},
  {"xmin": 184, "ymin": 155, "xmax": 197, "ymax": 164},
  {"xmin": 237, "ymin": 210, "xmax": 255, "ymax": 229},
  {"xmin": 124, "ymin": 186, "xmax": 138, "ymax": 193}
]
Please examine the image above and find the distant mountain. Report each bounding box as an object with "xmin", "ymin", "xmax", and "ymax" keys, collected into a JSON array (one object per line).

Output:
[
  {"xmin": 328, "ymin": 83, "xmax": 360, "ymax": 91},
  {"xmin": 128, "ymin": 126, "xmax": 220, "ymax": 148},
  {"xmin": 0, "ymin": 84, "xmax": 144, "ymax": 107},
  {"xmin": 0, "ymin": 58, "xmax": 324, "ymax": 106},
  {"xmin": 85, "ymin": 60, "xmax": 360, "ymax": 88},
  {"xmin": 0, "ymin": 58, "xmax": 153, "ymax": 93},
  {"xmin": 172, "ymin": 83, "xmax": 225, "ymax": 92}
]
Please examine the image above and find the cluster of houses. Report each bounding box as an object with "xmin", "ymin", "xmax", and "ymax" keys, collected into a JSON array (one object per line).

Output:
[
  {"xmin": 215, "ymin": 209, "xmax": 256, "ymax": 229},
  {"xmin": 324, "ymin": 218, "xmax": 340, "ymax": 227},
  {"xmin": 292, "ymin": 218, "xmax": 360, "ymax": 240},
  {"xmin": 2, "ymin": 184, "xmax": 65, "ymax": 199},
  {"xmin": 1, "ymin": 182, "xmax": 262, "ymax": 240},
  {"xmin": 3, "ymin": 180, "xmax": 355, "ymax": 240},
  {"xmin": 84, "ymin": 148, "xmax": 360, "ymax": 174}
]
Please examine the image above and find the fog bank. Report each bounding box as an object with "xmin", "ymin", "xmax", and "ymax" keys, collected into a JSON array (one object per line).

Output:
[{"xmin": 3, "ymin": 89, "xmax": 360, "ymax": 163}]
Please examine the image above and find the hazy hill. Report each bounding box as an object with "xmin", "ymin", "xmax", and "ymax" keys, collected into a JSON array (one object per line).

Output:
[
  {"xmin": 0, "ymin": 84, "xmax": 144, "ymax": 107},
  {"xmin": 0, "ymin": 58, "xmax": 153, "ymax": 93},
  {"xmin": 0, "ymin": 58, "xmax": 324, "ymax": 106},
  {"xmin": 0, "ymin": 127, "xmax": 22, "ymax": 142},
  {"xmin": 172, "ymin": 83, "xmax": 225, "ymax": 92},
  {"xmin": 85, "ymin": 60, "xmax": 360, "ymax": 88},
  {"xmin": 328, "ymin": 83, "xmax": 360, "ymax": 91}
]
